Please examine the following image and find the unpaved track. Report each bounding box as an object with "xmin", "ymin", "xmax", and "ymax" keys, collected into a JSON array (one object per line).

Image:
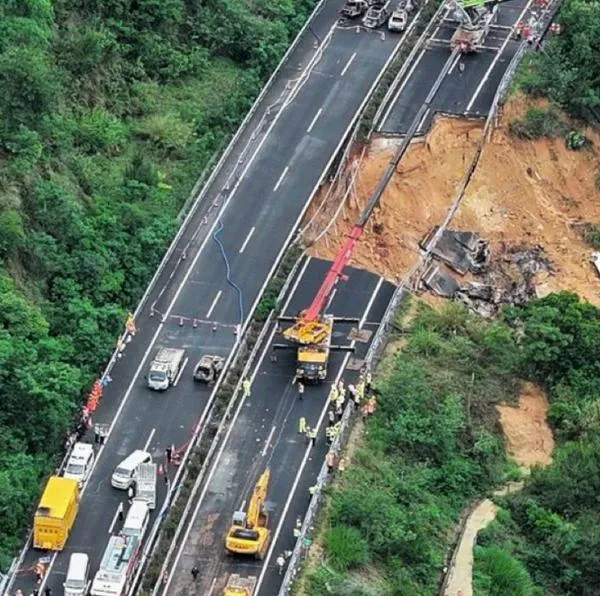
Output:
[{"xmin": 443, "ymin": 499, "xmax": 498, "ymax": 596}]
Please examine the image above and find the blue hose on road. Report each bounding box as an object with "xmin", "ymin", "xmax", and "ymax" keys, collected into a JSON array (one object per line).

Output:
[{"xmin": 212, "ymin": 220, "xmax": 245, "ymax": 326}]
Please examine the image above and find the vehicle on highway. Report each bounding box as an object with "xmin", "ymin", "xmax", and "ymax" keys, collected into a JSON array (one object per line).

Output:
[
  {"xmin": 34, "ymin": 476, "xmax": 80, "ymax": 551},
  {"xmin": 224, "ymin": 574, "xmax": 257, "ymax": 596},
  {"xmin": 133, "ymin": 462, "xmax": 157, "ymax": 509},
  {"xmin": 293, "ymin": 314, "xmax": 334, "ymax": 383},
  {"xmin": 363, "ymin": 0, "xmax": 391, "ymax": 28},
  {"xmin": 388, "ymin": 8, "xmax": 408, "ymax": 31},
  {"xmin": 225, "ymin": 469, "xmax": 271, "ymax": 559},
  {"xmin": 192, "ymin": 354, "xmax": 225, "ymax": 383},
  {"xmin": 122, "ymin": 499, "xmax": 150, "ymax": 540},
  {"xmin": 341, "ymin": 0, "xmax": 368, "ymax": 18},
  {"xmin": 146, "ymin": 347, "xmax": 185, "ymax": 391},
  {"xmin": 64, "ymin": 552, "xmax": 90, "ymax": 596},
  {"xmin": 111, "ymin": 450, "xmax": 152, "ymax": 490},
  {"xmin": 63, "ymin": 442, "xmax": 95, "ymax": 486},
  {"xmin": 91, "ymin": 534, "xmax": 140, "ymax": 596}
]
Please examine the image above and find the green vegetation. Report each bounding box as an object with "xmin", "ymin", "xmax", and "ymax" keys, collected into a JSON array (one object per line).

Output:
[
  {"xmin": 514, "ymin": 0, "xmax": 600, "ymax": 122},
  {"xmin": 476, "ymin": 293, "xmax": 600, "ymax": 596},
  {"xmin": 301, "ymin": 293, "xmax": 600, "ymax": 595},
  {"xmin": 0, "ymin": 0, "xmax": 316, "ymax": 568},
  {"xmin": 508, "ymin": 107, "xmax": 566, "ymax": 140},
  {"xmin": 303, "ymin": 303, "xmax": 520, "ymax": 594}
]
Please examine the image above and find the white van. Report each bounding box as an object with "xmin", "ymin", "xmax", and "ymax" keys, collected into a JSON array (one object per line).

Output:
[
  {"xmin": 111, "ymin": 450, "xmax": 152, "ymax": 490},
  {"xmin": 64, "ymin": 443, "xmax": 95, "ymax": 486},
  {"xmin": 122, "ymin": 499, "xmax": 150, "ymax": 540},
  {"xmin": 64, "ymin": 552, "xmax": 90, "ymax": 596}
]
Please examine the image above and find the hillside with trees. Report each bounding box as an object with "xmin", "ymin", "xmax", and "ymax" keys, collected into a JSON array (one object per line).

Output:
[{"xmin": 0, "ymin": 0, "xmax": 315, "ymax": 568}]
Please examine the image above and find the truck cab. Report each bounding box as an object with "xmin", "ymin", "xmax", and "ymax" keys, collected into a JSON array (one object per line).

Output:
[{"xmin": 147, "ymin": 347, "xmax": 185, "ymax": 391}]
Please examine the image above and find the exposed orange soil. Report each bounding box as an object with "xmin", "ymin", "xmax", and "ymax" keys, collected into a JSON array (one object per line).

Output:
[
  {"xmin": 306, "ymin": 95, "xmax": 600, "ymax": 304},
  {"xmin": 497, "ymin": 382, "xmax": 554, "ymax": 470}
]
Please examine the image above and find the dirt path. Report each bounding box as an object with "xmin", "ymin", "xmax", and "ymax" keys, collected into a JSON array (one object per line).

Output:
[
  {"xmin": 443, "ymin": 499, "xmax": 498, "ymax": 596},
  {"xmin": 443, "ymin": 383, "xmax": 554, "ymax": 596}
]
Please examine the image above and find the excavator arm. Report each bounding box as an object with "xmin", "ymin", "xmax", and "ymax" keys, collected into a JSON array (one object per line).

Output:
[{"xmin": 246, "ymin": 469, "xmax": 270, "ymax": 528}]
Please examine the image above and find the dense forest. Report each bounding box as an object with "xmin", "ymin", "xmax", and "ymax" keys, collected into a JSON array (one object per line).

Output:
[
  {"xmin": 303, "ymin": 294, "xmax": 600, "ymax": 595},
  {"xmin": 0, "ymin": 0, "xmax": 315, "ymax": 568}
]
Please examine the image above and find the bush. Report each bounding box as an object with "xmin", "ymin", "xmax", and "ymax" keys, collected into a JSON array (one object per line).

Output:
[
  {"xmin": 324, "ymin": 525, "xmax": 369, "ymax": 571},
  {"xmin": 473, "ymin": 546, "xmax": 535, "ymax": 596},
  {"xmin": 509, "ymin": 108, "xmax": 566, "ymax": 140}
]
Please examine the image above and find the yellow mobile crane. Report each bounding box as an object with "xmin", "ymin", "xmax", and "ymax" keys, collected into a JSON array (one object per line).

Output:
[{"xmin": 225, "ymin": 469, "xmax": 271, "ymax": 559}]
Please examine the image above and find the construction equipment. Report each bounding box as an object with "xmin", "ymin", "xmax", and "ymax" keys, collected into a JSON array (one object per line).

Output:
[
  {"xmin": 223, "ymin": 574, "xmax": 257, "ymax": 596},
  {"xmin": 225, "ymin": 469, "xmax": 271, "ymax": 559},
  {"xmin": 363, "ymin": 0, "xmax": 392, "ymax": 28},
  {"xmin": 448, "ymin": 0, "xmax": 498, "ymax": 52},
  {"xmin": 192, "ymin": 354, "xmax": 225, "ymax": 383}
]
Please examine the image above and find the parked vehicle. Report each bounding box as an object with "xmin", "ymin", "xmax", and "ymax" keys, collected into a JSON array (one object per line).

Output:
[
  {"xmin": 388, "ymin": 8, "xmax": 408, "ymax": 31},
  {"xmin": 63, "ymin": 442, "xmax": 95, "ymax": 486},
  {"xmin": 147, "ymin": 347, "xmax": 185, "ymax": 391},
  {"xmin": 122, "ymin": 499, "xmax": 150, "ymax": 540},
  {"xmin": 34, "ymin": 476, "xmax": 80, "ymax": 551},
  {"xmin": 64, "ymin": 552, "xmax": 90, "ymax": 596},
  {"xmin": 90, "ymin": 535, "xmax": 140, "ymax": 596},
  {"xmin": 111, "ymin": 450, "xmax": 152, "ymax": 490},
  {"xmin": 193, "ymin": 354, "xmax": 225, "ymax": 383},
  {"xmin": 133, "ymin": 463, "xmax": 157, "ymax": 509}
]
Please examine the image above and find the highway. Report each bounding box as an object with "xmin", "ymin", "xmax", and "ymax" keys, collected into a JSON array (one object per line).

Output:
[
  {"xmin": 160, "ymin": 257, "xmax": 395, "ymax": 595},
  {"xmin": 11, "ymin": 7, "xmax": 404, "ymax": 596},
  {"xmin": 379, "ymin": 0, "xmax": 532, "ymax": 134}
]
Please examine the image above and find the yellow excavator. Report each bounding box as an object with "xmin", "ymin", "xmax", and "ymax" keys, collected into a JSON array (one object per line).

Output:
[{"xmin": 225, "ymin": 469, "xmax": 271, "ymax": 559}]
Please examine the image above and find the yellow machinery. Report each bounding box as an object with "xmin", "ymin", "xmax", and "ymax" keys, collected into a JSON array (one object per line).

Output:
[
  {"xmin": 285, "ymin": 314, "xmax": 333, "ymax": 383},
  {"xmin": 225, "ymin": 469, "xmax": 271, "ymax": 559},
  {"xmin": 223, "ymin": 574, "xmax": 257, "ymax": 596}
]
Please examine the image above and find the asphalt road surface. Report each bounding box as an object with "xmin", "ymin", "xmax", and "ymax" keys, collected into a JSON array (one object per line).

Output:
[
  {"xmin": 11, "ymin": 11, "xmax": 404, "ymax": 596},
  {"xmin": 160, "ymin": 257, "xmax": 395, "ymax": 596},
  {"xmin": 379, "ymin": 0, "xmax": 532, "ymax": 134}
]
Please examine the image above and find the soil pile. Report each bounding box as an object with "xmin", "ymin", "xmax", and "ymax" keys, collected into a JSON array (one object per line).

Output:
[{"xmin": 306, "ymin": 96, "xmax": 600, "ymax": 304}]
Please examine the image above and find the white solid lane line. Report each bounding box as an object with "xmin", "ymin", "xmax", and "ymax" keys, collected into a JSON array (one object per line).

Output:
[
  {"xmin": 206, "ymin": 290, "xmax": 223, "ymax": 318},
  {"xmin": 108, "ymin": 503, "xmax": 122, "ymax": 535},
  {"xmin": 143, "ymin": 428, "xmax": 156, "ymax": 452},
  {"xmin": 306, "ymin": 108, "xmax": 323, "ymax": 134},
  {"xmin": 239, "ymin": 227, "xmax": 256, "ymax": 254},
  {"xmin": 466, "ymin": 0, "xmax": 535, "ymax": 112},
  {"xmin": 261, "ymin": 425, "xmax": 277, "ymax": 457},
  {"xmin": 340, "ymin": 51, "xmax": 357, "ymax": 77},
  {"xmin": 173, "ymin": 358, "xmax": 188, "ymax": 387},
  {"xmin": 273, "ymin": 166, "xmax": 289, "ymax": 192},
  {"xmin": 255, "ymin": 277, "xmax": 385, "ymax": 594},
  {"xmin": 161, "ymin": 257, "xmax": 312, "ymax": 595}
]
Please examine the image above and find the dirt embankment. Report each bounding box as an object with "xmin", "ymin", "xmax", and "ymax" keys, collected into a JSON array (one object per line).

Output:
[{"xmin": 305, "ymin": 96, "xmax": 600, "ymax": 304}]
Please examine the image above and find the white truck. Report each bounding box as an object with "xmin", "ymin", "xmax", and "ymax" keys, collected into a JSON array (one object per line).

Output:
[
  {"xmin": 133, "ymin": 463, "xmax": 157, "ymax": 510},
  {"xmin": 91, "ymin": 535, "xmax": 140, "ymax": 596},
  {"xmin": 147, "ymin": 347, "xmax": 185, "ymax": 391}
]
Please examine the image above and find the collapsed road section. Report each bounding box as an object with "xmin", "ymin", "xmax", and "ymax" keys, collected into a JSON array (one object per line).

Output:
[{"xmin": 8, "ymin": 4, "xmax": 406, "ymax": 595}]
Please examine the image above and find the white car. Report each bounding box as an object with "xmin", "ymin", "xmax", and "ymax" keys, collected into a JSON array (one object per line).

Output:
[
  {"xmin": 388, "ymin": 9, "xmax": 407, "ymax": 31},
  {"xmin": 63, "ymin": 443, "xmax": 95, "ymax": 486}
]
